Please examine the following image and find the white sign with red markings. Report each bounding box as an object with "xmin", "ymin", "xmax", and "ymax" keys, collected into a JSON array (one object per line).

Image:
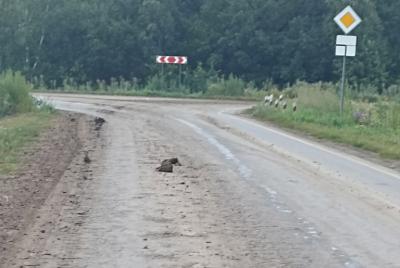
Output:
[{"xmin": 156, "ymin": 56, "xmax": 188, "ymax": 65}]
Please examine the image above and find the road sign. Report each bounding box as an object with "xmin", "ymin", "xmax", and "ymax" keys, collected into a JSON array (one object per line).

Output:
[
  {"xmin": 335, "ymin": 35, "xmax": 357, "ymax": 57},
  {"xmin": 334, "ymin": 6, "xmax": 362, "ymax": 34},
  {"xmin": 156, "ymin": 56, "xmax": 188, "ymax": 65},
  {"xmin": 333, "ymin": 6, "xmax": 361, "ymax": 116},
  {"xmin": 156, "ymin": 56, "xmax": 188, "ymax": 90}
]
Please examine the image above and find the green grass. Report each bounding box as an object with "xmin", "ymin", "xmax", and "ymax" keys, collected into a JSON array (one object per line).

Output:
[
  {"xmin": 249, "ymin": 82, "xmax": 400, "ymax": 160},
  {"xmin": 0, "ymin": 70, "xmax": 34, "ymax": 116},
  {"xmin": 0, "ymin": 111, "xmax": 55, "ymax": 174},
  {"xmin": 252, "ymin": 107, "xmax": 400, "ymax": 159}
]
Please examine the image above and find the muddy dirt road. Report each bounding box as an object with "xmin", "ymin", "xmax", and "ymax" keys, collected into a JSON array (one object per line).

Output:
[{"xmin": 5, "ymin": 94, "xmax": 400, "ymax": 267}]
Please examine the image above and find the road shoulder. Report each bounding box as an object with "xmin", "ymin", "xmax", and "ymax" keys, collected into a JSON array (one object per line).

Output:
[{"xmin": 0, "ymin": 112, "xmax": 100, "ymax": 267}]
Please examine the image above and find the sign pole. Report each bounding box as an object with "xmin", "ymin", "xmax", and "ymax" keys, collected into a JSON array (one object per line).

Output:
[
  {"xmin": 161, "ymin": 63, "xmax": 165, "ymax": 91},
  {"xmin": 333, "ymin": 5, "xmax": 362, "ymax": 116},
  {"xmin": 340, "ymin": 54, "xmax": 347, "ymax": 116},
  {"xmin": 179, "ymin": 65, "xmax": 182, "ymax": 89}
]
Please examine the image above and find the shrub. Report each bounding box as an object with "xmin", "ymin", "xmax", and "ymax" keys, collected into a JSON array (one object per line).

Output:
[
  {"xmin": 151, "ymin": 74, "xmax": 168, "ymax": 91},
  {"xmin": 185, "ymin": 64, "xmax": 210, "ymax": 93},
  {"xmin": 384, "ymin": 84, "xmax": 400, "ymax": 98},
  {"xmin": 206, "ymin": 74, "xmax": 246, "ymax": 96},
  {"xmin": 0, "ymin": 71, "xmax": 34, "ymax": 117}
]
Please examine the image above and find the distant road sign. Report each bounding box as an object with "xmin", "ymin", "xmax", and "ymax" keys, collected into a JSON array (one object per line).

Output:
[
  {"xmin": 335, "ymin": 35, "xmax": 357, "ymax": 57},
  {"xmin": 156, "ymin": 56, "xmax": 188, "ymax": 65},
  {"xmin": 334, "ymin": 6, "xmax": 362, "ymax": 34}
]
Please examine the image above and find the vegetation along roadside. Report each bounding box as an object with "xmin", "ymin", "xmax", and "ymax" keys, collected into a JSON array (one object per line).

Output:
[
  {"xmin": 0, "ymin": 71, "xmax": 55, "ymax": 174},
  {"xmin": 247, "ymin": 82, "xmax": 400, "ymax": 160}
]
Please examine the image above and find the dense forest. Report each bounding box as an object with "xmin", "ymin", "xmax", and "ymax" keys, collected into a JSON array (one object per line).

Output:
[{"xmin": 0, "ymin": 0, "xmax": 399, "ymax": 92}]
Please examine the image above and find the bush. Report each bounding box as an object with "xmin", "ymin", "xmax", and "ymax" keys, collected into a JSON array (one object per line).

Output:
[
  {"xmin": 206, "ymin": 74, "xmax": 246, "ymax": 96},
  {"xmin": 144, "ymin": 74, "xmax": 163, "ymax": 91},
  {"xmin": 384, "ymin": 84, "xmax": 400, "ymax": 98},
  {"xmin": 185, "ymin": 64, "xmax": 212, "ymax": 94},
  {"xmin": 0, "ymin": 71, "xmax": 34, "ymax": 117}
]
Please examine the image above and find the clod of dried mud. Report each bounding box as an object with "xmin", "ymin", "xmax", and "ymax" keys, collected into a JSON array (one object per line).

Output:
[
  {"xmin": 157, "ymin": 158, "xmax": 182, "ymax": 173},
  {"xmin": 94, "ymin": 117, "xmax": 106, "ymax": 131}
]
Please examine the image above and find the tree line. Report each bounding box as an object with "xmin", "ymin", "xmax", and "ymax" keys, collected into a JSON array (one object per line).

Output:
[{"xmin": 0, "ymin": 0, "xmax": 399, "ymax": 92}]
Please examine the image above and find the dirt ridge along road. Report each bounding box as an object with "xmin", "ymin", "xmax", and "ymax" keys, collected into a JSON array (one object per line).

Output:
[{"xmin": 0, "ymin": 112, "xmax": 104, "ymax": 267}]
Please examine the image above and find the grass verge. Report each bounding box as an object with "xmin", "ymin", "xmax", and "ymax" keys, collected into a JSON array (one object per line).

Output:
[
  {"xmin": 248, "ymin": 105, "xmax": 400, "ymax": 160},
  {"xmin": 248, "ymin": 82, "xmax": 400, "ymax": 160},
  {"xmin": 0, "ymin": 111, "xmax": 56, "ymax": 174}
]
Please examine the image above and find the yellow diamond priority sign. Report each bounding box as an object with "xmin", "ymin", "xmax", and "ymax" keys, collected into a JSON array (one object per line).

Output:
[{"xmin": 334, "ymin": 6, "xmax": 362, "ymax": 34}]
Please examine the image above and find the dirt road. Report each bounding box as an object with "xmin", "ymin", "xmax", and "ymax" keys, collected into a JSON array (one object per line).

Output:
[{"xmin": 4, "ymin": 94, "xmax": 400, "ymax": 267}]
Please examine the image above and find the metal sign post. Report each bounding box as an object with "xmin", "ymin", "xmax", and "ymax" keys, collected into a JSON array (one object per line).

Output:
[
  {"xmin": 336, "ymin": 35, "xmax": 357, "ymax": 115},
  {"xmin": 179, "ymin": 65, "xmax": 182, "ymax": 89},
  {"xmin": 160, "ymin": 63, "xmax": 165, "ymax": 91},
  {"xmin": 340, "ymin": 54, "xmax": 346, "ymax": 115},
  {"xmin": 333, "ymin": 6, "xmax": 362, "ymax": 115}
]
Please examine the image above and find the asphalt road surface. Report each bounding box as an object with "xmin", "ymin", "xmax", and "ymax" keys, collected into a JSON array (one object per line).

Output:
[{"xmin": 18, "ymin": 94, "xmax": 400, "ymax": 267}]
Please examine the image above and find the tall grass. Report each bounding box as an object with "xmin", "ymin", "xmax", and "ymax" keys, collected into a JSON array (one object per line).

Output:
[
  {"xmin": 0, "ymin": 70, "xmax": 34, "ymax": 117},
  {"xmin": 250, "ymin": 81, "xmax": 400, "ymax": 159},
  {"xmin": 255, "ymin": 82, "xmax": 353, "ymax": 127},
  {"xmin": 34, "ymin": 74, "xmax": 266, "ymax": 100},
  {"xmin": 0, "ymin": 71, "xmax": 55, "ymax": 173},
  {"xmin": 32, "ymin": 64, "xmax": 269, "ymax": 100},
  {"xmin": 206, "ymin": 74, "xmax": 246, "ymax": 96}
]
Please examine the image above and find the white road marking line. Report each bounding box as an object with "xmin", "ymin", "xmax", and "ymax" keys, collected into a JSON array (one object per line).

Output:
[{"xmin": 175, "ymin": 118, "xmax": 252, "ymax": 180}]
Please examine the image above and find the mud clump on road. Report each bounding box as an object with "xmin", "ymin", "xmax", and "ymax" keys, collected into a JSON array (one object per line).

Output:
[
  {"xmin": 164, "ymin": 158, "xmax": 181, "ymax": 166},
  {"xmin": 84, "ymin": 151, "xmax": 92, "ymax": 164},
  {"xmin": 94, "ymin": 117, "xmax": 106, "ymax": 131},
  {"xmin": 156, "ymin": 158, "xmax": 182, "ymax": 173}
]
